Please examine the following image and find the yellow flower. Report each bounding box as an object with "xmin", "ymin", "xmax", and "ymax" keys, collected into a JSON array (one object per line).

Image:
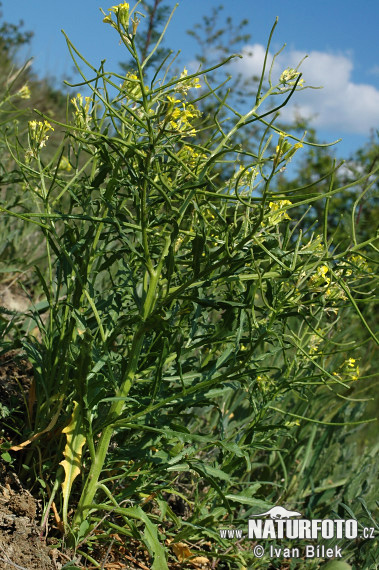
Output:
[
  {"xmin": 333, "ymin": 359, "xmax": 360, "ymax": 383},
  {"xmin": 71, "ymin": 93, "xmax": 93, "ymax": 129},
  {"xmin": 309, "ymin": 264, "xmax": 331, "ymax": 290},
  {"xmin": 175, "ymin": 67, "xmax": 202, "ymax": 94},
  {"xmin": 256, "ymin": 374, "xmax": 273, "ymax": 393},
  {"xmin": 109, "ymin": 2, "xmax": 129, "ymax": 12},
  {"xmin": 120, "ymin": 72, "xmax": 147, "ymax": 99},
  {"xmin": 179, "ymin": 145, "xmax": 205, "ymax": 169},
  {"xmin": 171, "ymin": 107, "xmax": 181, "ymax": 120},
  {"xmin": 17, "ymin": 84, "xmax": 31, "ymax": 99},
  {"xmin": 308, "ymin": 333, "xmax": 322, "ymax": 354},
  {"xmin": 58, "ymin": 156, "xmax": 72, "ymax": 172},
  {"xmin": 167, "ymin": 95, "xmax": 181, "ymax": 104},
  {"xmin": 318, "ymin": 265, "xmax": 329, "ymax": 277},
  {"xmin": 167, "ymin": 100, "xmax": 201, "ymax": 136},
  {"xmin": 279, "ymin": 68, "xmax": 304, "ymax": 89},
  {"xmin": 275, "ymin": 133, "xmax": 303, "ymax": 166},
  {"xmin": 350, "ymin": 254, "xmax": 372, "ymax": 273},
  {"xmin": 26, "ymin": 120, "xmax": 54, "ymax": 160},
  {"xmin": 285, "ymin": 420, "xmax": 301, "ymax": 427},
  {"xmin": 266, "ymin": 200, "xmax": 292, "ymax": 226},
  {"xmin": 325, "ymin": 283, "xmax": 347, "ymax": 301},
  {"xmin": 71, "ymin": 93, "xmax": 91, "ymax": 114},
  {"xmin": 103, "ymin": 3, "xmax": 129, "ymax": 29}
]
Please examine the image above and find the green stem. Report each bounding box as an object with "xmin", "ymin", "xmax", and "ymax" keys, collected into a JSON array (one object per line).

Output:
[
  {"xmin": 70, "ymin": 265, "xmax": 162, "ymax": 533},
  {"xmin": 70, "ymin": 325, "xmax": 146, "ymax": 533}
]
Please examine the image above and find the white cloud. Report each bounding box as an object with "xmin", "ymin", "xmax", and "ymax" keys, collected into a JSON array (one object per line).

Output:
[
  {"xmin": 233, "ymin": 43, "xmax": 269, "ymax": 79},
  {"xmin": 232, "ymin": 45, "xmax": 379, "ymax": 135}
]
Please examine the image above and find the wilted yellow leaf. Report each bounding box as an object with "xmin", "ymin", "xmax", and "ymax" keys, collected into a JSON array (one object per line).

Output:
[
  {"xmin": 171, "ymin": 543, "xmax": 211, "ymax": 567},
  {"xmin": 171, "ymin": 542, "xmax": 192, "ymax": 562},
  {"xmin": 190, "ymin": 556, "xmax": 211, "ymax": 568},
  {"xmin": 60, "ymin": 402, "xmax": 86, "ymax": 509},
  {"xmin": 10, "ymin": 398, "xmax": 63, "ymax": 451}
]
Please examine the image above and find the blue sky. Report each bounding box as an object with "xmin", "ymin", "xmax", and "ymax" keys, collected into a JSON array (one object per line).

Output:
[{"xmin": 3, "ymin": 0, "xmax": 379, "ymax": 158}]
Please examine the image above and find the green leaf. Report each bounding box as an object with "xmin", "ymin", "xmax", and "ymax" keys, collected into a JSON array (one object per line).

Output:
[
  {"xmin": 77, "ymin": 519, "xmax": 90, "ymax": 542},
  {"xmin": 189, "ymin": 462, "xmax": 232, "ymax": 513},
  {"xmin": 320, "ymin": 562, "xmax": 352, "ymax": 570},
  {"xmin": 0, "ymin": 266, "xmax": 22, "ymax": 273},
  {"xmin": 192, "ymin": 463, "xmax": 231, "ymax": 482},
  {"xmin": 136, "ymin": 507, "xmax": 168, "ymax": 570},
  {"xmin": 1, "ymin": 452, "xmax": 12, "ymax": 463},
  {"xmin": 33, "ymin": 265, "xmax": 51, "ymax": 303},
  {"xmin": 218, "ymin": 440, "xmax": 245, "ymax": 457},
  {"xmin": 215, "ymin": 343, "xmax": 235, "ymax": 369},
  {"xmin": 167, "ymin": 462, "xmax": 190, "ymax": 472},
  {"xmin": 225, "ymin": 494, "xmax": 272, "ymax": 511}
]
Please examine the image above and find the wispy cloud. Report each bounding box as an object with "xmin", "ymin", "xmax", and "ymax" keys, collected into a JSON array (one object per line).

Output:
[{"xmin": 232, "ymin": 44, "xmax": 379, "ymax": 135}]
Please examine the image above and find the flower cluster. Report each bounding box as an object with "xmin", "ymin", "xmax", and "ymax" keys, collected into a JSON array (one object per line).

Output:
[
  {"xmin": 26, "ymin": 120, "xmax": 54, "ymax": 160},
  {"xmin": 103, "ymin": 3, "xmax": 130, "ymax": 29},
  {"xmin": 274, "ymin": 132, "xmax": 303, "ymax": 168},
  {"xmin": 278, "ymin": 68, "xmax": 304, "ymax": 89},
  {"xmin": 308, "ymin": 331, "xmax": 323, "ymax": 355},
  {"xmin": 179, "ymin": 144, "xmax": 205, "ymax": 169},
  {"xmin": 166, "ymin": 96, "xmax": 201, "ymax": 137},
  {"xmin": 333, "ymin": 358, "xmax": 360, "ymax": 382},
  {"xmin": 309, "ymin": 264, "xmax": 330, "ymax": 288},
  {"xmin": 175, "ymin": 68, "xmax": 202, "ymax": 95},
  {"xmin": 256, "ymin": 374, "xmax": 274, "ymax": 393},
  {"xmin": 120, "ymin": 72, "xmax": 148, "ymax": 100},
  {"xmin": 71, "ymin": 93, "xmax": 93, "ymax": 130},
  {"xmin": 324, "ymin": 282, "xmax": 347, "ymax": 301},
  {"xmin": 16, "ymin": 84, "xmax": 31, "ymax": 99},
  {"xmin": 266, "ymin": 200, "xmax": 292, "ymax": 226},
  {"xmin": 234, "ymin": 164, "xmax": 259, "ymax": 191},
  {"xmin": 308, "ymin": 264, "xmax": 347, "ymax": 301},
  {"xmin": 350, "ymin": 253, "xmax": 372, "ymax": 273}
]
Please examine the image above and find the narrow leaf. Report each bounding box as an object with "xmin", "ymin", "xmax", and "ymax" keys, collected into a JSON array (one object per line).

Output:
[
  {"xmin": 60, "ymin": 402, "xmax": 86, "ymax": 529},
  {"xmin": 137, "ymin": 507, "xmax": 169, "ymax": 570}
]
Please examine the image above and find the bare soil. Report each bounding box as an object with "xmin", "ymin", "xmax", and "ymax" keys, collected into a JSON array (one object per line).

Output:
[
  {"xmin": 0, "ymin": 349, "xmax": 56, "ymax": 569},
  {"xmin": 0, "ymin": 465, "xmax": 55, "ymax": 570}
]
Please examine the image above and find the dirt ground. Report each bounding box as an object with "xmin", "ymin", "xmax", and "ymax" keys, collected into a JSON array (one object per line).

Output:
[
  {"xmin": 0, "ymin": 350, "xmax": 161, "ymax": 570},
  {"xmin": 0, "ymin": 465, "xmax": 56, "ymax": 570},
  {"xmin": 0, "ymin": 347, "xmax": 57, "ymax": 569}
]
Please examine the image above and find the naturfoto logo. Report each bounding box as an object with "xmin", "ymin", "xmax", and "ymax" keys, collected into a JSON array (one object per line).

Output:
[{"xmin": 248, "ymin": 506, "xmax": 358, "ymax": 540}]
